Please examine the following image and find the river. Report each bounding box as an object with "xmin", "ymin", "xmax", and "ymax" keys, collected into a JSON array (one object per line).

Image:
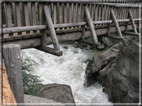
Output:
[{"xmin": 21, "ymin": 43, "xmax": 112, "ymax": 105}]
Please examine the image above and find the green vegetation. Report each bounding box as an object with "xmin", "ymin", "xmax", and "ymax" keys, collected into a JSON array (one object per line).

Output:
[{"xmin": 22, "ymin": 57, "xmax": 42, "ymax": 96}]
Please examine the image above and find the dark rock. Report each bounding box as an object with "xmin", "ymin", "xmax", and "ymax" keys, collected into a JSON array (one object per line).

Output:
[
  {"xmin": 85, "ymin": 37, "xmax": 141, "ymax": 103},
  {"xmin": 63, "ymin": 46, "xmax": 68, "ymax": 49},
  {"xmin": 97, "ymin": 43, "xmax": 105, "ymax": 50},
  {"xmin": 36, "ymin": 83, "xmax": 75, "ymax": 104},
  {"xmin": 102, "ymin": 37, "xmax": 122, "ymax": 47},
  {"xmin": 98, "ymin": 39, "xmax": 141, "ymax": 103}
]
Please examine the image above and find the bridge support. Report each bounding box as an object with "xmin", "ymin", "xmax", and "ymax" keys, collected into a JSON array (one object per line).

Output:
[
  {"xmin": 84, "ymin": 6, "xmax": 99, "ymax": 45},
  {"xmin": 110, "ymin": 9, "xmax": 123, "ymax": 38},
  {"xmin": 38, "ymin": 5, "xmax": 63, "ymax": 56},
  {"xmin": 128, "ymin": 9, "xmax": 138, "ymax": 34}
]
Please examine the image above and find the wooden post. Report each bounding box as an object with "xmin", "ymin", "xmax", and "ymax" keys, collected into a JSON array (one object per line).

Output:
[
  {"xmin": 110, "ymin": 9, "xmax": 123, "ymax": 38},
  {"xmin": 44, "ymin": 5, "xmax": 60, "ymax": 50},
  {"xmin": 84, "ymin": 6, "xmax": 99, "ymax": 45},
  {"xmin": 128, "ymin": 9, "xmax": 138, "ymax": 34},
  {"xmin": 3, "ymin": 44, "xmax": 24, "ymax": 104}
]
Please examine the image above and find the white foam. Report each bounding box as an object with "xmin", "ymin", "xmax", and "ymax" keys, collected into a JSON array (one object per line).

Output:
[{"xmin": 21, "ymin": 44, "xmax": 112, "ymax": 104}]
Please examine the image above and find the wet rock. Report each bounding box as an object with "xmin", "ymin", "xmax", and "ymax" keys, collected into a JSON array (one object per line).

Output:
[
  {"xmin": 63, "ymin": 46, "xmax": 68, "ymax": 49},
  {"xmin": 102, "ymin": 37, "xmax": 121, "ymax": 47},
  {"xmin": 36, "ymin": 83, "xmax": 75, "ymax": 104},
  {"xmin": 96, "ymin": 43, "xmax": 105, "ymax": 50},
  {"xmin": 85, "ymin": 38, "xmax": 140, "ymax": 103},
  {"xmin": 98, "ymin": 39, "xmax": 141, "ymax": 103}
]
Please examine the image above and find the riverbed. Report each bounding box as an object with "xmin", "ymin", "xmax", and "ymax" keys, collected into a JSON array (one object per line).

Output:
[{"xmin": 21, "ymin": 43, "xmax": 112, "ymax": 105}]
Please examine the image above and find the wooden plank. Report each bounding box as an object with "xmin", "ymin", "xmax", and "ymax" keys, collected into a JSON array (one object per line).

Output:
[
  {"xmin": 66, "ymin": 3, "xmax": 69, "ymax": 23},
  {"xmin": 3, "ymin": 25, "xmax": 46, "ymax": 34},
  {"xmin": 53, "ymin": 3, "xmax": 57, "ymax": 24},
  {"xmin": 102, "ymin": 5, "xmax": 105, "ymax": 21},
  {"xmin": 41, "ymin": 31, "xmax": 47, "ymax": 47},
  {"xmin": 98, "ymin": 5, "xmax": 101, "ymax": 21},
  {"xmin": 63, "ymin": 3, "xmax": 67, "ymax": 23},
  {"xmin": 20, "ymin": 3, "xmax": 25, "ymax": 26},
  {"xmin": 5, "ymin": 3, "xmax": 12, "ymax": 28},
  {"xmin": 39, "ymin": 3, "xmax": 44, "ymax": 25},
  {"xmin": 69, "ymin": 3, "xmax": 74, "ymax": 23},
  {"xmin": 107, "ymin": 6, "xmax": 110, "ymax": 20},
  {"xmin": 91, "ymin": 4, "xmax": 95, "ymax": 21},
  {"xmin": 105, "ymin": 5, "xmax": 108, "ymax": 21},
  {"xmin": 77, "ymin": 4, "xmax": 81, "ymax": 22},
  {"xmin": 128, "ymin": 10, "xmax": 138, "ymax": 33},
  {"xmin": 3, "ymin": 44, "xmax": 24, "ymax": 103},
  {"xmin": 2, "ymin": 18, "xmax": 140, "ymax": 34},
  {"xmin": 15, "ymin": 3, "xmax": 22, "ymax": 35},
  {"xmin": 81, "ymin": 4, "xmax": 85, "ymax": 22},
  {"xmin": 15, "ymin": 3, "xmax": 21, "ymax": 27},
  {"xmin": 36, "ymin": 46, "xmax": 63, "ymax": 56},
  {"xmin": 28, "ymin": 3, "xmax": 33, "ymax": 25},
  {"xmin": 85, "ymin": 6, "xmax": 99, "ymax": 45},
  {"xmin": 32, "ymin": 3, "xmax": 38, "ymax": 33},
  {"xmin": 4, "ymin": 3, "xmax": 13, "ymax": 36},
  {"xmin": 24, "ymin": 3, "xmax": 30, "ymax": 34},
  {"xmin": 95, "ymin": 4, "xmax": 98, "ymax": 21},
  {"xmin": 56, "ymin": 3, "xmax": 59, "ymax": 24},
  {"xmin": 12, "ymin": 3, "xmax": 17, "ymax": 27},
  {"xmin": 3, "ymin": 24, "xmax": 138, "ymax": 49},
  {"xmin": 123, "ymin": 31, "xmax": 139, "ymax": 36},
  {"xmin": 44, "ymin": 5, "xmax": 60, "ymax": 50},
  {"xmin": 59, "ymin": 3, "xmax": 63, "ymax": 24},
  {"xmin": 110, "ymin": 9, "xmax": 123, "ymax": 38},
  {"xmin": 73, "ymin": 3, "xmax": 77, "ymax": 23}
]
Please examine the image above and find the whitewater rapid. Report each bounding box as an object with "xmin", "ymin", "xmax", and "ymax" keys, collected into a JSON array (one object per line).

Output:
[{"xmin": 21, "ymin": 44, "xmax": 112, "ymax": 105}]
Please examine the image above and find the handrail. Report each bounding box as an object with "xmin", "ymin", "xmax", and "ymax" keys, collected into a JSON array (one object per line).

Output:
[{"xmin": 2, "ymin": 0, "xmax": 141, "ymax": 3}]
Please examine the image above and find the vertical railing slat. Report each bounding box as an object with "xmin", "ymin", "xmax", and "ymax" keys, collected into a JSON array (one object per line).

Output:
[
  {"xmin": 28, "ymin": 3, "xmax": 32, "ymax": 26},
  {"xmin": 53, "ymin": 3, "xmax": 57, "ymax": 24},
  {"xmin": 12, "ymin": 3, "xmax": 17, "ymax": 27},
  {"xmin": 15, "ymin": 3, "xmax": 22, "ymax": 35},
  {"xmin": 24, "ymin": 3, "xmax": 30, "ymax": 34},
  {"xmin": 39, "ymin": 3, "xmax": 44, "ymax": 25},
  {"xmin": 95, "ymin": 4, "xmax": 98, "ymax": 21},
  {"xmin": 20, "ymin": 3, "xmax": 25, "ymax": 26}
]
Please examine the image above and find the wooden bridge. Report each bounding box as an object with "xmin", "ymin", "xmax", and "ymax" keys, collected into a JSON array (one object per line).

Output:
[
  {"xmin": 1, "ymin": 0, "xmax": 141, "ymax": 56},
  {"xmin": 0, "ymin": 0, "xmax": 142, "ymax": 104}
]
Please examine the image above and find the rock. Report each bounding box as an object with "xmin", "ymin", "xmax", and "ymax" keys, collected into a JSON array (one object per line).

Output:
[
  {"xmin": 96, "ymin": 43, "xmax": 105, "ymax": 50},
  {"xmin": 102, "ymin": 37, "xmax": 121, "ymax": 47},
  {"xmin": 86, "ymin": 43, "xmax": 119, "ymax": 75},
  {"xmin": 63, "ymin": 46, "xmax": 68, "ymax": 49},
  {"xmin": 24, "ymin": 94, "xmax": 66, "ymax": 105},
  {"xmin": 85, "ymin": 37, "xmax": 141, "ymax": 103},
  {"xmin": 36, "ymin": 83, "xmax": 75, "ymax": 104},
  {"xmin": 98, "ymin": 38, "xmax": 141, "ymax": 103}
]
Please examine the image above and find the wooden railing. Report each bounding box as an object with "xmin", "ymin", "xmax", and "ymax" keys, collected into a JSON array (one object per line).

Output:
[{"xmin": 1, "ymin": 0, "xmax": 141, "ymax": 53}]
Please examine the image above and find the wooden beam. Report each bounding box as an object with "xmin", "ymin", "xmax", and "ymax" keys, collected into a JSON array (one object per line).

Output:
[
  {"xmin": 123, "ymin": 31, "xmax": 139, "ymax": 36},
  {"xmin": 110, "ymin": 9, "xmax": 123, "ymax": 38},
  {"xmin": 3, "ymin": 44, "xmax": 24, "ymax": 103},
  {"xmin": 3, "ymin": 25, "xmax": 136, "ymax": 49},
  {"xmin": 2, "ymin": 0, "xmax": 141, "ymax": 5},
  {"xmin": 44, "ymin": 5, "xmax": 60, "ymax": 50},
  {"xmin": 36, "ymin": 46, "xmax": 63, "ymax": 56},
  {"xmin": 128, "ymin": 10, "xmax": 138, "ymax": 33},
  {"xmin": 84, "ymin": 6, "xmax": 99, "ymax": 45},
  {"xmin": 1, "ymin": 18, "xmax": 140, "ymax": 34}
]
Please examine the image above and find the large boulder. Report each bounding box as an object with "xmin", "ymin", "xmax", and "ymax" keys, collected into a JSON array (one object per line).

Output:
[
  {"xmin": 85, "ymin": 38, "xmax": 141, "ymax": 103},
  {"xmin": 36, "ymin": 83, "xmax": 75, "ymax": 104}
]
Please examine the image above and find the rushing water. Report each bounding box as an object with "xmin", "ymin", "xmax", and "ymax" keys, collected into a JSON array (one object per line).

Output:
[{"xmin": 21, "ymin": 44, "xmax": 112, "ymax": 105}]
